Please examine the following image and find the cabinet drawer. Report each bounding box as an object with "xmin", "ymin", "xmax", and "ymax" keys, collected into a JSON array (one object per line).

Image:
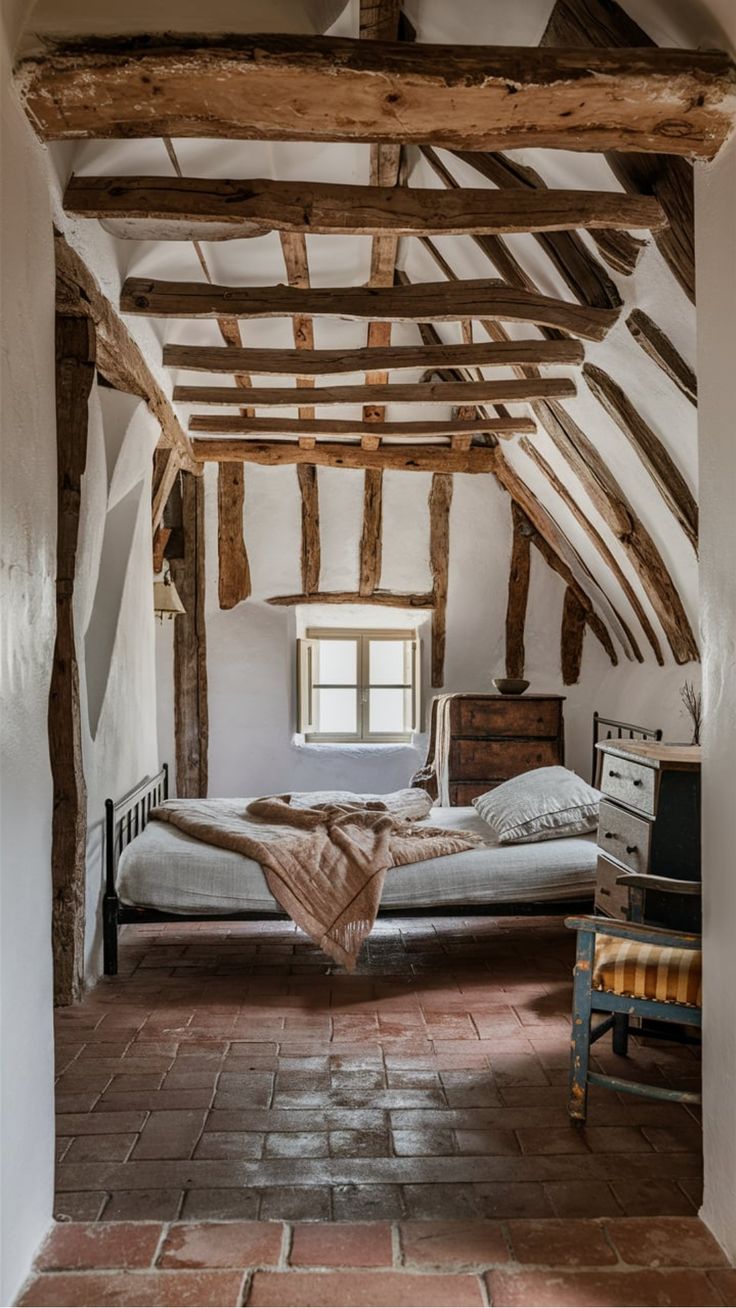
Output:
[
  {"xmin": 453, "ymin": 698, "xmax": 561, "ymax": 740},
  {"xmin": 450, "ymin": 781, "xmax": 499, "ymax": 806},
  {"xmin": 452, "ymin": 737, "xmax": 560, "ymax": 780},
  {"xmin": 597, "ymin": 800, "xmax": 652, "ymax": 874},
  {"xmin": 594, "ymin": 854, "xmax": 630, "ymax": 919},
  {"xmin": 599, "ymin": 753, "xmax": 656, "ymax": 816}
]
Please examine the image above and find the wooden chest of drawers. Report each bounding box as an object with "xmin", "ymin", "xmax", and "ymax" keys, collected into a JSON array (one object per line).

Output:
[
  {"xmin": 593, "ymin": 740, "xmax": 701, "ymax": 931},
  {"xmin": 412, "ymin": 693, "xmax": 565, "ymax": 806}
]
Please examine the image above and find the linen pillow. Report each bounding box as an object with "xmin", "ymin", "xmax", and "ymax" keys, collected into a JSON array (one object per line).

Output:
[
  {"xmin": 472, "ymin": 766, "xmax": 601, "ymax": 844},
  {"xmin": 290, "ymin": 788, "xmax": 433, "ymax": 821}
]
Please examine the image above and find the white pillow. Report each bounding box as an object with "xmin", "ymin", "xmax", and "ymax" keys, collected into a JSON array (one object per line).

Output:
[
  {"xmin": 290, "ymin": 788, "xmax": 433, "ymax": 821},
  {"xmin": 472, "ymin": 766, "xmax": 601, "ymax": 844}
]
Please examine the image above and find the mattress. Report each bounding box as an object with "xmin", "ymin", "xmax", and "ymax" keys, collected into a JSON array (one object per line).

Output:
[{"xmin": 116, "ymin": 804, "xmax": 597, "ymax": 915}]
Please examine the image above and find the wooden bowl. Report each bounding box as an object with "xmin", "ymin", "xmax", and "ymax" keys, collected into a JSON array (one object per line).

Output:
[{"xmin": 492, "ymin": 678, "xmax": 530, "ymax": 696}]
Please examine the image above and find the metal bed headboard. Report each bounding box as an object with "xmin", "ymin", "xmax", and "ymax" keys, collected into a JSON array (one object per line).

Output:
[
  {"xmin": 103, "ymin": 764, "xmax": 168, "ymax": 973},
  {"xmin": 592, "ymin": 712, "xmax": 662, "ymax": 785}
]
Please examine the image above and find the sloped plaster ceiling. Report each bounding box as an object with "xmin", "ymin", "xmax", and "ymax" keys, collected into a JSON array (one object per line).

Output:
[{"xmin": 30, "ymin": 0, "xmax": 705, "ymax": 669}]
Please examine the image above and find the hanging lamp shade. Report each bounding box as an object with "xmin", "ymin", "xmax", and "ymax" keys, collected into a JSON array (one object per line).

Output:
[{"xmin": 153, "ymin": 571, "xmax": 185, "ymax": 620}]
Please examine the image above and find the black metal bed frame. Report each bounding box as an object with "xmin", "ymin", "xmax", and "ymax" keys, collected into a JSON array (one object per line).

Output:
[{"xmin": 102, "ymin": 713, "xmax": 662, "ymax": 976}]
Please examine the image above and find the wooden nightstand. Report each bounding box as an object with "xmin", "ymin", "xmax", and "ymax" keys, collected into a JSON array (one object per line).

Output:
[{"xmin": 594, "ymin": 740, "xmax": 701, "ymax": 932}]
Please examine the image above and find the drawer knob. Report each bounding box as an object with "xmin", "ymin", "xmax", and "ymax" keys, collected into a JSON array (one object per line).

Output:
[
  {"xmin": 626, "ymin": 844, "xmax": 638, "ymax": 854},
  {"xmin": 608, "ymin": 769, "xmax": 621, "ymax": 778},
  {"xmin": 604, "ymin": 831, "xmax": 616, "ymax": 840},
  {"xmin": 633, "ymin": 778, "xmax": 643, "ymax": 788}
]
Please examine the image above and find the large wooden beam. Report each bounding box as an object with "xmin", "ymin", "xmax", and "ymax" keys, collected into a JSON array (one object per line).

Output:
[
  {"xmin": 164, "ymin": 338, "xmax": 584, "ymax": 376},
  {"xmin": 64, "ymin": 174, "xmax": 668, "ymax": 240},
  {"xmin": 561, "ymin": 586, "xmax": 587, "ymax": 685},
  {"xmin": 55, "ymin": 232, "xmax": 199, "ymax": 473},
  {"xmin": 191, "ymin": 439, "xmax": 498, "ymax": 474},
  {"xmin": 189, "ymin": 415, "xmax": 536, "ymax": 440},
  {"xmin": 49, "ymin": 314, "xmax": 95, "ymax": 1005},
  {"xmin": 359, "ymin": 470, "xmax": 383, "ymax": 597},
  {"xmin": 297, "ymin": 465, "xmax": 321, "ymax": 596},
  {"xmin": 505, "ymin": 503, "xmax": 532, "ymax": 679},
  {"xmin": 123, "ymin": 277, "xmax": 619, "ymax": 341},
  {"xmin": 448, "ymin": 147, "xmax": 644, "ymax": 281},
  {"xmin": 217, "ymin": 463, "xmax": 251, "ymax": 610},
  {"xmin": 174, "ymin": 378, "xmax": 575, "ymax": 408},
  {"xmin": 626, "ymin": 309, "xmax": 697, "ymax": 406},
  {"xmin": 171, "ymin": 473, "xmax": 208, "ymax": 796},
  {"xmin": 268, "ymin": 590, "xmax": 434, "ymax": 609},
  {"xmin": 151, "ymin": 446, "xmax": 181, "ymax": 533},
  {"xmin": 541, "ymin": 0, "xmax": 696, "ymax": 302},
  {"xmin": 520, "ymin": 439, "xmax": 659, "ymax": 665},
  {"xmin": 583, "ymin": 363, "xmax": 698, "ymax": 554},
  {"xmin": 429, "ymin": 474, "xmax": 452, "ymax": 687},
  {"xmin": 18, "ymin": 36, "xmax": 736, "ymax": 158}
]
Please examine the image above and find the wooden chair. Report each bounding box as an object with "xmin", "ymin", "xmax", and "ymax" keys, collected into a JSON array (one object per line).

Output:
[{"xmin": 565, "ymin": 874, "xmax": 702, "ymax": 1121}]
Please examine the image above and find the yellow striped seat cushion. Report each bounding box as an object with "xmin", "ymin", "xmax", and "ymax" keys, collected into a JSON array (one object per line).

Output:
[{"xmin": 592, "ymin": 936, "xmax": 702, "ymax": 1008}]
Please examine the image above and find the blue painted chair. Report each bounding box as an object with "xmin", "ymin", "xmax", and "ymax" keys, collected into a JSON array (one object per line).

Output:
[{"xmin": 565, "ymin": 873, "xmax": 702, "ymax": 1121}]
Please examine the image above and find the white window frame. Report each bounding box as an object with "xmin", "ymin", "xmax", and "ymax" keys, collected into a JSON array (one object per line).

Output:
[{"xmin": 298, "ymin": 627, "xmax": 420, "ymax": 744}]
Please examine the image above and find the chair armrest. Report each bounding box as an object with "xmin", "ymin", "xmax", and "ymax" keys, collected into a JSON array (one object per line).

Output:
[
  {"xmin": 615, "ymin": 872, "xmax": 701, "ymax": 897},
  {"xmin": 565, "ymin": 914, "xmax": 701, "ymax": 951}
]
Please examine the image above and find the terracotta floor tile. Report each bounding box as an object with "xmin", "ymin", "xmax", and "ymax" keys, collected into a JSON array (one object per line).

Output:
[
  {"xmin": 37, "ymin": 1222, "xmax": 163, "ymax": 1270},
  {"xmin": 247, "ymin": 1269, "xmax": 484, "ymax": 1306},
  {"xmin": 392, "ymin": 1128, "xmax": 456, "ymax": 1156},
  {"xmin": 454, "ymin": 1128, "xmax": 520, "ymax": 1156},
  {"xmin": 611, "ymin": 1178, "xmax": 699, "ymax": 1216},
  {"xmin": 400, "ymin": 1220, "xmax": 510, "ymax": 1268},
  {"xmin": 544, "ymin": 1181, "xmax": 623, "ymax": 1218},
  {"xmin": 64, "ymin": 1134, "xmax": 136, "ymax": 1162},
  {"xmin": 131, "ymin": 1110, "xmax": 207, "ymax": 1160},
  {"xmin": 179, "ymin": 1189, "xmax": 261, "ymax": 1220},
  {"xmin": 259, "ymin": 1188, "xmax": 331, "ymax": 1221},
  {"xmin": 486, "ymin": 1267, "xmax": 723, "ymax": 1307},
  {"xmin": 19, "ymin": 1270, "xmax": 246, "ymax": 1306},
  {"xmin": 53, "ymin": 1193, "xmax": 108, "ymax": 1223},
  {"xmin": 516, "ymin": 1126, "xmax": 590, "ymax": 1155},
  {"xmin": 194, "ymin": 1133, "xmax": 265, "ymax": 1160},
  {"xmin": 56, "ymin": 1112, "xmax": 148, "ymax": 1136},
  {"xmin": 290, "ymin": 1222, "xmax": 393, "ymax": 1268},
  {"xmin": 605, "ymin": 1216, "xmax": 728, "ymax": 1268},
  {"xmin": 506, "ymin": 1217, "xmax": 617, "ymax": 1267},
  {"xmin": 583, "ymin": 1126, "xmax": 654, "ymax": 1153},
  {"xmin": 159, "ymin": 1221, "xmax": 283, "ymax": 1269},
  {"xmin": 331, "ymin": 1184, "xmax": 404, "ymax": 1221},
  {"xmin": 328, "ymin": 1130, "xmax": 389, "ymax": 1158},
  {"xmin": 265, "ymin": 1132, "xmax": 328, "ymax": 1158},
  {"xmin": 103, "ymin": 1190, "xmax": 184, "ymax": 1221},
  {"xmin": 708, "ymin": 1268, "xmax": 736, "ymax": 1306}
]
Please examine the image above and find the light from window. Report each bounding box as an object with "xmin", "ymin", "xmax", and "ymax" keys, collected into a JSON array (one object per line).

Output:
[{"xmin": 298, "ymin": 628, "xmax": 420, "ymax": 743}]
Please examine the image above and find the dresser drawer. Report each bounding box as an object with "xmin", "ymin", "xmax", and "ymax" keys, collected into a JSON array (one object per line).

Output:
[
  {"xmin": 452, "ymin": 737, "xmax": 560, "ymax": 780},
  {"xmin": 450, "ymin": 781, "xmax": 499, "ymax": 806},
  {"xmin": 599, "ymin": 753, "xmax": 656, "ymax": 816},
  {"xmin": 594, "ymin": 854, "xmax": 630, "ymax": 919},
  {"xmin": 597, "ymin": 800, "xmax": 651, "ymax": 874},
  {"xmin": 453, "ymin": 698, "xmax": 561, "ymax": 740}
]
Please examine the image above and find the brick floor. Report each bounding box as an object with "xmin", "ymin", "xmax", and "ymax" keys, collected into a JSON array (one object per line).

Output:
[{"xmin": 23, "ymin": 917, "xmax": 724, "ymax": 1303}]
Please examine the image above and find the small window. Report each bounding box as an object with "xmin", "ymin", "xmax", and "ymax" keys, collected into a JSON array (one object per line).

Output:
[{"xmin": 297, "ymin": 628, "xmax": 421, "ymax": 743}]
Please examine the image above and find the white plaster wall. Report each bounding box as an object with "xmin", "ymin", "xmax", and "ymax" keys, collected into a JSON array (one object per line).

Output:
[
  {"xmin": 0, "ymin": 2, "xmax": 56, "ymax": 1298},
  {"xmin": 696, "ymin": 46, "xmax": 736, "ymax": 1263}
]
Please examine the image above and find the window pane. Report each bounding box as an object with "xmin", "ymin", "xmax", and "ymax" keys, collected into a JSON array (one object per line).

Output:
[
  {"xmin": 316, "ymin": 639, "xmax": 357, "ymax": 685},
  {"xmin": 315, "ymin": 687, "xmax": 357, "ymax": 735},
  {"xmin": 369, "ymin": 687, "xmax": 409, "ymax": 735},
  {"xmin": 369, "ymin": 639, "xmax": 408, "ymax": 685}
]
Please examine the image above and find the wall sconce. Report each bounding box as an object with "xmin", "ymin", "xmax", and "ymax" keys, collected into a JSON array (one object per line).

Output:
[{"xmin": 153, "ymin": 563, "xmax": 185, "ymax": 622}]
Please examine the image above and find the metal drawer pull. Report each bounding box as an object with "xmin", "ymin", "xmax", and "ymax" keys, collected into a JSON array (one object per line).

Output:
[
  {"xmin": 608, "ymin": 769, "xmax": 621, "ymax": 778},
  {"xmin": 626, "ymin": 844, "xmax": 638, "ymax": 854}
]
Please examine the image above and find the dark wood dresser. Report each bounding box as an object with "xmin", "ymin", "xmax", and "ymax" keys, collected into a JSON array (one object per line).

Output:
[
  {"xmin": 412, "ymin": 693, "xmax": 565, "ymax": 805},
  {"xmin": 594, "ymin": 740, "xmax": 701, "ymax": 931}
]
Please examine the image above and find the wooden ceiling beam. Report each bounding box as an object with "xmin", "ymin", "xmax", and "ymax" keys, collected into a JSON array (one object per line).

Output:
[
  {"xmin": 174, "ymin": 378, "xmax": 576, "ymax": 407},
  {"xmin": 268, "ymin": 590, "xmax": 434, "ymax": 608},
  {"xmin": 122, "ymin": 278, "xmax": 618, "ymax": 341},
  {"xmin": 188, "ymin": 416, "xmax": 535, "ymax": 439},
  {"xmin": 626, "ymin": 309, "xmax": 697, "ymax": 406},
  {"xmin": 18, "ymin": 36, "xmax": 736, "ymax": 158},
  {"xmin": 163, "ymin": 339, "xmax": 584, "ymax": 376},
  {"xmin": 190, "ymin": 440, "xmax": 498, "ymax": 473},
  {"xmin": 64, "ymin": 174, "xmax": 668, "ymax": 239}
]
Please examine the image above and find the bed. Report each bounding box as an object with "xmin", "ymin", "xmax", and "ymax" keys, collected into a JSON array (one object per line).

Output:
[{"xmin": 102, "ymin": 712, "xmax": 662, "ymax": 974}]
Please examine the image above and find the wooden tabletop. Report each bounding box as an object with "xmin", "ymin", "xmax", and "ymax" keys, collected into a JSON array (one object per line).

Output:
[{"xmin": 596, "ymin": 739, "xmax": 701, "ymax": 768}]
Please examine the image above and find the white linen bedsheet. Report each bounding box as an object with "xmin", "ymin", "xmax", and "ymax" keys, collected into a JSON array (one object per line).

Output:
[{"xmin": 116, "ymin": 803, "xmax": 597, "ymax": 915}]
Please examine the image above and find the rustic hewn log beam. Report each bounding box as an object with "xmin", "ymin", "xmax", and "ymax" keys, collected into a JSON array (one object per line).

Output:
[
  {"xmin": 164, "ymin": 338, "xmax": 584, "ymax": 376},
  {"xmin": 448, "ymin": 147, "xmax": 644, "ymax": 280},
  {"xmin": 49, "ymin": 314, "xmax": 95, "ymax": 1005},
  {"xmin": 429, "ymin": 474, "xmax": 452, "ymax": 687},
  {"xmin": 626, "ymin": 309, "xmax": 697, "ymax": 406},
  {"xmin": 64, "ymin": 174, "xmax": 668, "ymax": 240},
  {"xmin": 55, "ymin": 232, "xmax": 199, "ymax": 473},
  {"xmin": 520, "ymin": 439, "xmax": 657, "ymax": 665},
  {"xmin": 359, "ymin": 470, "xmax": 384, "ymax": 597},
  {"xmin": 540, "ymin": 0, "xmax": 695, "ymax": 302},
  {"xmin": 18, "ymin": 37, "xmax": 736, "ymax": 157},
  {"xmin": 217, "ymin": 463, "xmax": 251, "ymax": 610},
  {"xmin": 297, "ymin": 465, "xmax": 320, "ymax": 595},
  {"xmin": 505, "ymin": 503, "xmax": 532, "ymax": 679},
  {"xmin": 191, "ymin": 440, "xmax": 498, "ymax": 474},
  {"xmin": 561, "ymin": 586, "xmax": 587, "ymax": 685},
  {"xmin": 122, "ymin": 277, "xmax": 619, "ymax": 340},
  {"xmin": 279, "ymin": 231, "xmax": 316, "ymax": 423},
  {"xmin": 175, "ymin": 378, "xmax": 575, "ymax": 407},
  {"xmin": 189, "ymin": 415, "xmax": 536, "ymax": 440},
  {"xmin": 171, "ymin": 473, "xmax": 208, "ymax": 796},
  {"xmin": 533, "ymin": 398, "xmax": 698, "ymax": 663},
  {"xmin": 268, "ymin": 590, "xmax": 434, "ymax": 608},
  {"xmin": 583, "ymin": 363, "xmax": 698, "ymax": 553},
  {"xmin": 151, "ymin": 446, "xmax": 181, "ymax": 533}
]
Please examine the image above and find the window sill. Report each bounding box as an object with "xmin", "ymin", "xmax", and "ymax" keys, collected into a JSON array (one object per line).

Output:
[{"xmin": 292, "ymin": 736, "xmax": 418, "ymax": 754}]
